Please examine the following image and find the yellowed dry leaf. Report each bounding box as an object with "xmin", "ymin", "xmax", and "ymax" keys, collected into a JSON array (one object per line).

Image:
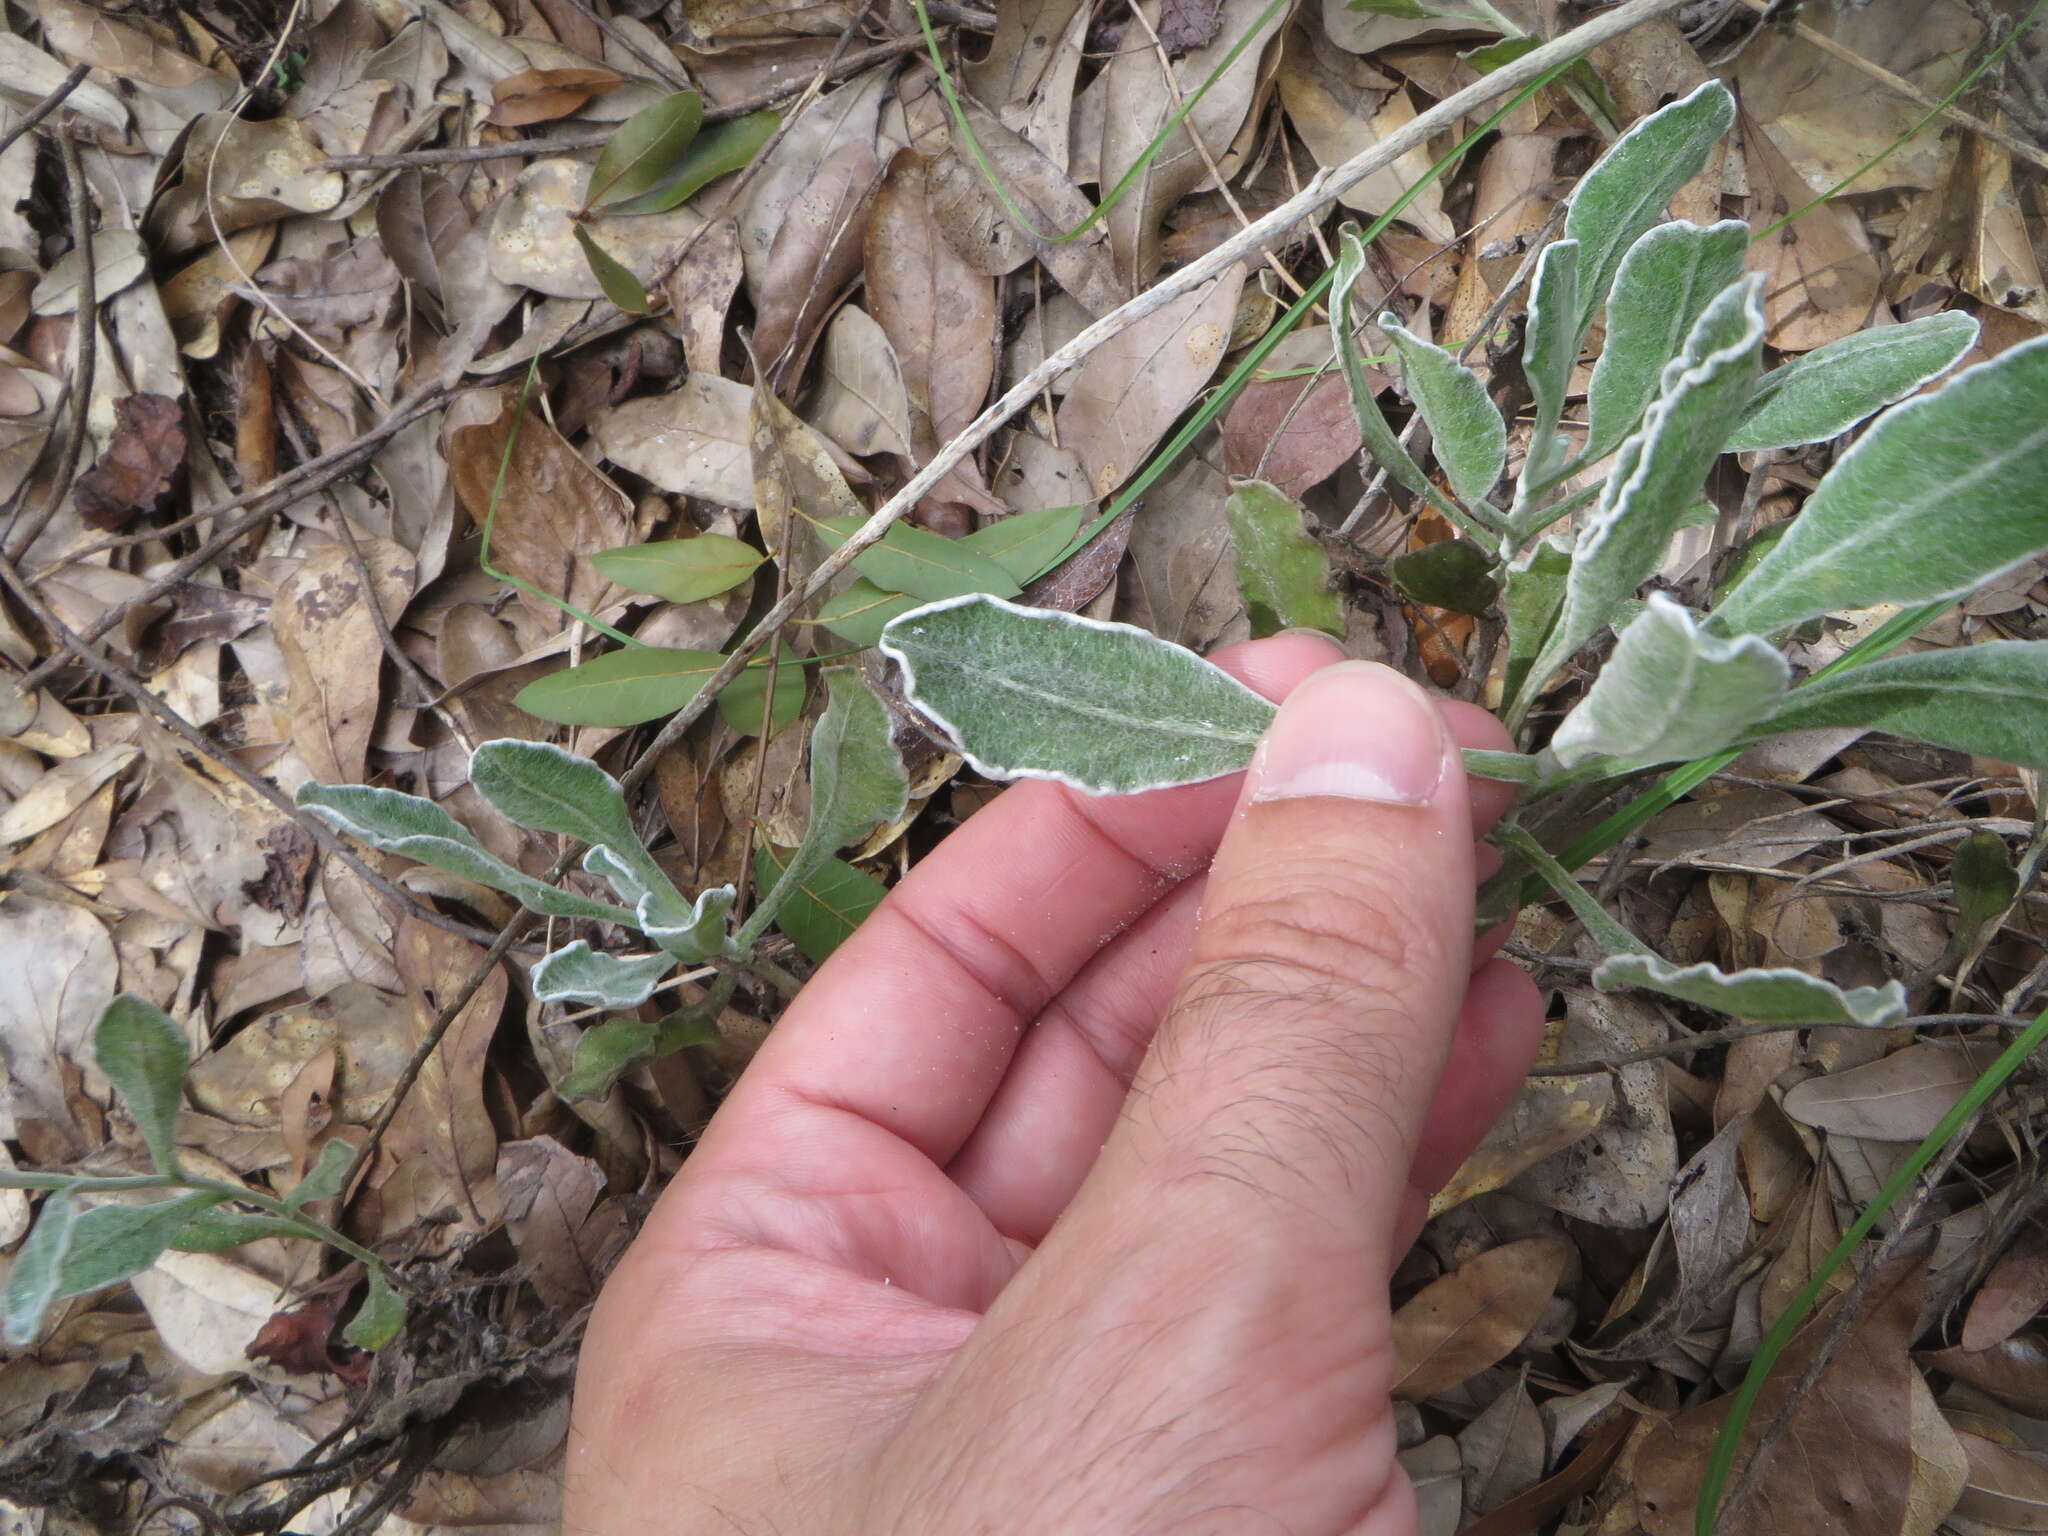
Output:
[{"xmin": 1391, "ymin": 1237, "xmax": 1569, "ymax": 1400}]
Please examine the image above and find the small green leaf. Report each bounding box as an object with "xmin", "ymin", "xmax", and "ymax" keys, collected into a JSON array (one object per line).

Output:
[
  {"xmin": 1501, "ymin": 537, "xmax": 1571, "ymax": 712},
  {"xmin": 1594, "ymin": 954, "xmax": 1907, "ymax": 1025},
  {"xmin": 881, "ymin": 594, "xmax": 1276, "ymax": 795},
  {"xmin": 1225, "ymin": 480, "xmax": 1342, "ymax": 638},
  {"xmin": 93, "ymin": 996, "xmax": 188, "ymax": 1177},
  {"xmin": 1548, "ymin": 593, "xmax": 1790, "ymax": 768},
  {"xmin": 1388, "ymin": 539, "xmax": 1500, "ymax": 617},
  {"xmin": 342, "ymin": 1265, "xmax": 405, "ymax": 1351},
  {"xmin": 297, "ymin": 782, "xmax": 634, "ymax": 924},
  {"xmin": 605, "ymin": 109, "xmax": 779, "ymax": 216},
  {"xmin": 56, "ymin": 1193, "xmax": 225, "ymax": 1305},
  {"xmin": 1712, "ymin": 334, "xmax": 2048, "ymax": 637},
  {"xmin": 514, "ymin": 647, "xmax": 750, "ymax": 728},
  {"xmin": 815, "ymin": 580, "xmax": 921, "ymax": 647},
  {"xmin": 1380, "ymin": 312, "xmax": 1508, "ymax": 510},
  {"xmin": 754, "ymin": 847, "xmax": 886, "ymax": 963},
  {"xmin": 1724, "ymin": 310, "xmax": 1981, "ymax": 454},
  {"xmin": 1952, "ymin": 830, "xmax": 2019, "ymax": 946},
  {"xmin": 3, "ymin": 1191, "xmax": 79, "ymax": 1346},
  {"xmin": 532, "ymin": 941, "xmax": 674, "ymax": 1007},
  {"xmin": 573, "ymin": 226, "xmax": 651, "ymax": 314},
  {"xmin": 1521, "ymin": 274, "xmax": 1766, "ymax": 707},
  {"xmin": 589, "ymin": 535, "xmax": 764, "ymax": 604},
  {"xmin": 1581, "ymin": 221, "xmax": 1748, "ymax": 466},
  {"xmin": 739, "ymin": 671, "xmax": 908, "ymax": 946},
  {"xmin": 636, "ymin": 884, "xmax": 734, "ymax": 963},
  {"xmin": 283, "ymin": 1139, "xmax": 355, "ymax": 1210},
  {"xmin": 471, "ymin": 739, "xmax": 638, "ymax": 851},
  {"xmin": 558, "ymin": 1001, "xmax": 723, "ymax": 1102},
  {"xmin": 1750, "ymin": 641, "xmax": 2048, "ymax": 766},
  {"xmin": 959, "ymin": 505, "xmax": 1086, "ymax": 583},
  {"xmin": 1346, "ymin": 0, "xmax": 1447, "ymax": 15},
  {"xmin": 171, "ymin": 1209, "xmax": 306, "ymax": 1253},
  {"xmin": 1564, "ymin": 80, "xmax": 1737, "ymax": 337},
  {"xmin": 815, "ymin": 515, "xmax": 1022, "ymax": 602},
  {"xmin": 584, "ymin": 90, "xmax": 703, "ymax": 211},
  {"xmin": 1520, "ymin": 238, "xmax": 1580, "ymax": 487},
  {"xmin": 715, "ymin": 657, "xmax": 807, "ymax": 736}
]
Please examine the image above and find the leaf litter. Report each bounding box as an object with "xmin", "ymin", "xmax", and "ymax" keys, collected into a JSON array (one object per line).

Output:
[{"xmin": 2, "ymin": 0, "xmax": 2048, "ymax": 1530}]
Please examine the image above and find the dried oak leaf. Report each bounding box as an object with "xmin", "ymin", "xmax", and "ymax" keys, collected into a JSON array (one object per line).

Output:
[
  {"xmin": 248, "ymin": 1290, "xmax": 369, "ymax": 1383},
  {"xmin": 1157, "ymin": 0, "xmax": 1224, "ymax": 53},
  {"xmin": 241, "ymin": 821, "xmax": 318, "ymax": 923},
  {"xmin": 74, "ymin": 392, "xmax": 185, "ymax": 530}
]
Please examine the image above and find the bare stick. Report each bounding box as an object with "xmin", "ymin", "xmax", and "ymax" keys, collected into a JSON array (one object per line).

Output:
[
  {"xmin": 0, "ymin": 62, "xmax": 89, "ymax": 162},
  {"xmin": 619, "ymin": 0, "xmax": 1699, "ymax": 785}
]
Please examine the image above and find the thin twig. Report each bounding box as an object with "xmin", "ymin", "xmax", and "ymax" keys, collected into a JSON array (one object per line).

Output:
[
  {"xmin": 323, "ymin": 31, "xmax": 945, "ymax": 171},
  {"xmin": 624, "ymin": 0, "xmax": 1699, "ymax": 784},
  {"xmin": 6, "ymin": 135, "xmax": 97, "ymax": 561},
  {"xmin": 1525, "ymin": 1012, "xmax": 2031, "ymax": 1076},
  {"xmin": 0, "ymin": 62, "xmax": 89, "ymax": 162},
  {"xmin": 17, "ymin": 386, "xmax": 452, "ymax": 693}
]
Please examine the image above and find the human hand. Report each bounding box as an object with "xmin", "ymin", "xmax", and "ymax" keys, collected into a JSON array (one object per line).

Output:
[{"xmin": 566, "ymin": 633, "xmax": 1546, "ymax": 1535}]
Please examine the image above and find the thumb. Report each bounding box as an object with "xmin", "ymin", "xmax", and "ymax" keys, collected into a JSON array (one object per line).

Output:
[{"xmin": 1088, "ymin": 659, "xmax": 1476, "ymax": 1270}]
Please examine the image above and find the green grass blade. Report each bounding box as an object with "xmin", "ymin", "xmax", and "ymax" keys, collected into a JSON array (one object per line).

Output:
[{"xmin": 1695, "ymin": 1001, "xmax": 2048, "ymax": 1533}]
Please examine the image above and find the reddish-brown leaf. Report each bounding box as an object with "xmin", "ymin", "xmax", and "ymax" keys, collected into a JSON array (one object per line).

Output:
[
  {"xmin": 488, "ymin": 66, "xmax": 625, "ymax": 127},
  {"xmin": 74, "ymin": 393, "xmax": 185, "ymax": 530}
]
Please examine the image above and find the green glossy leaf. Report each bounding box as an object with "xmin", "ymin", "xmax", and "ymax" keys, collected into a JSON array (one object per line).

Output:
[
  {"xmin": 815, "ymin": 515, "xmax": 1022, "ymax": 602},
  {"xmin": 815, "ymin": 580, "xmax": 920, "ymax": 647},
  {"xmin": 1724, "ymin": 310, "xmax": 1981, "ymax": 454},
  {"xmin": 1502, "ymin": 537, "xmax": 1571, "ymax": 712},
  {"xmin": 1952, "ymin": 830, "xmax": 2018, "ymax": 945},
  {"xmin": 342, "ymin": 1265, "xmax": 405, "ymax": 1351},
  {"xmin": 532, "ymin": 940, "xmax": 673, "ymax": 1007},
  {"xmin": 283, "ymin": 1138, "xmax": 355, "ymax": 1210},
  {"xmin": 1548, "ymin": 593, "xmax": 1789, "ymax": 768},
  {"xmin": 1520, "ymin": 238, "xmax": 1580, "ymax": 487},
  {"xmin": 1594, "ymin": 954, "xmax": 1907, "ymax": 1024},
  {"xmin": 715, "ymin": 657, "xmax": 806, "ymax": 736},
  {"xmin": 573, "ymin": 226, "xmax": 650, "ymax": 314},
  {"xmin": 1388, "ymin": 539, "xmax": 1500, "ymax": 617},
  {"xmin": 1521, "ymin": 274, "xmax": 1765, "ymax": 707},
  {"xmin": 170, "ymin": 1209, "xmax": 305, "ymax": 1253},
  {"xmin": 1380, "ymin": 312, "xmax": 1508, "ymax": 510},
  {"xmin": 635, "ymin": 884, "xmax": 734, "ymax": 962},
  {"xmin": 960, "ymin": 505, "xmax": 1085, "ymax": 583},
  {"xmin": 1564, "ymin": 80, "xmax": 1736, "ymax": 337},
  {"xmin": 1712, "ymin": 335, "xmax": 2048, "ymax": 636},
  {"xmin": 1226, "ymin": 480, "xmax": 1342, "ymax": 637},
  {"xmin": 558, "ymin": 986, "xmax": 727, "ymax": 1102},
  {"xmin": 1581, "ymin": 220, "xmax": 1748, "ymax": 466},
  {"xmin": 1750, "ymin": 640, "xmax": 2048, "ymax": 765},
  {"xmin": 584, "ymin": 90, "xmax": 702, "ymax": 210},
  {"xmin": 296, "ymin": 782, "xmax": 634, "ymax": 924},
  {"xmin": 513, "ymin": 647, "xmax": 782, "ymax": 731},
  {"xmin": 754, "ymin": 847, "xmax": 886, "ymax": 964},
  {"xmin": 606, "ymin": 109, "xmax": 779, "ymax": 216},
  {"xmin": 56, "ymin": 1193, "xmax": 224, "ymax": 1303},
  {"xmin": 93, "ymin": 996, "xmax": 188, "ymax": 1176},
  {"xmin": 882, "ymin": 594, "xmax": 1276, "ymax": 795},
  {"xmin": 3, "ymin": 1190, "xmax": 79, "ymax": 1345},
  {"xmin": 1346, "ymin": 0, "xmax": 1447, "ymax": 16},
  {"xmin": 588, "ymin": 535, "xmax": 764, "ymax": 604},
  {"xmin": 739, "ymin": 671, "xmax": 908, "ymax": 946}
]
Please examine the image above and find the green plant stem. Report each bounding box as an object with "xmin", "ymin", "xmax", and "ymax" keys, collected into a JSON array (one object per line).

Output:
[
  {"xmin": 1033, "ymin": 59, "xmax": 1583, "ymax": 581},
  {"xmin": 1695, "ymin": 1001, "xmax": 2048, "ymax": 1533},
  {"xmin": 913, "ymin": 0, "xmax": 1289, "ymax": 247}
]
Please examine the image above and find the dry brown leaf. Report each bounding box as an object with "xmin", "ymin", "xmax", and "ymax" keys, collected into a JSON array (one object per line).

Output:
[
  {"xmin": 1115, "ymin": 447, "xmax": 1243, "ymax": 649},
  {"xmin": 375, "ymin": 170, "xmax": 470, "ymax": 331},
  {"xmin": 808, "ymin": 303, "xmax": 913, "ymax": 457},
  {"xmin": 591, "ymin": 371, "xmax": 756, "ymax": 509},
  {"xmin": 1219, "ymin": 326, "xmax": 1364, "ymax": 497},
  {"xmin": 1922, "ymin": 1334, "xmax": 2048, "ymax": 1418},
  {"xmin": 74, "ymin": 392, "xmax": 185, "ymax": 531},
  {"xmin": 161, "ymin": 225, "xmax": 278, "ymax": 360},
  {"xmin": 1780, "ymin": 1041, "xmax": 1994, "ymax": 1142},
  {"xmin": 1460, "ymin": 1372, "xmax": 1547, "ymax": 1514},
  {"xmin": 0, "ymin": 897, "xmax": 115, "ymax": 1161},
  {"xmin": 1097, "ymin": 0, "xmax": 1286, "ymax": 286},
  {"xmin": 1964, "ymin": 134, "xmax": 2048, "ymax": 324},
  {"xmin": 1276, "ymin": 31, "xmax": 1452, "ymax": 242},
  {"xmin": 1633, "ymin": 1255, "xmax": 1928, "ymax": 1535},
  {"xmin": 738, "ymin": 62, "xmax": 892, "ymax": 298},
  {"xmin": 1057, "ymin": 262, "xmax": 1246, "ymax": 499},
  {"xmin": 449, "ymin": 390, "xmax": 630, "ymax": 627},
  {"xmin": 1401, "ymin": 1434, "xmax": 1464, "ymax": 1536},
  {"xmin": 1740, "ymin": 110, "xmax": 1881, "ymax": 351},
  {"xmin": 1905, "ymin": 1367, "xmax": 1970, "ymax": 1536},
  {"xmin": 488, "ymin": 65, "xmax": 624, "ymax": 126},
  {"xmin": 665, "ymin": 216, "xmax": 743, "ymax": 376},
  {"xmin": 36, "ymin": 0, "xmax": 220, "ymax": 87},
  {"xmin": 0, "ymin": 742, "xmax": 137, "ymax": 846},
  {"xmin": 269, "ymin": 536, "xmax": 415, "ymax": 785},
  {"xmin": 487, "ymin": 157, "xmax": 705, "ymax": 301},
  {"xmin": 497, "ymin": 1136, "xmax": 613, "ymax": 1310},
  {"xmin": 966, "ymin": 0, "xmax": 1086, "ymax": 105},
  {"xmin": 1956, "ymin": 1431, "xmax": 2048, "ymax": 1530},
  {"xmin": 1964, "ymin": 1228, "xmax": 2048, "ymax": 1353},
  {"xmin": 1391, "ymin": 1237, "xmax": 1568, "ymax": 1400},
  {"xmin": 754, "ymin": 139, "xmax": 882, "ymax": 383},
  {"xmin": 750, "ymin": 376, "xmax": 862, "ymax": 584},
  {"xmin": 153, "ymin": 116, "xmax": 345, "ymax": 253}
]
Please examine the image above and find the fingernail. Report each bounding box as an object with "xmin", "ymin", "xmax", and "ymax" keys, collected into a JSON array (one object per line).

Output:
[{"xmin": 1248, "ymin": 661, "xmax": 1447, "ymax": 806}]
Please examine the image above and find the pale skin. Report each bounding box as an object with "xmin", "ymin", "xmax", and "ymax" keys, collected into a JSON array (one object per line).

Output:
[{"xmin": 566, "ymin": 632, "xmax": 1548, "ymax": 1535}]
